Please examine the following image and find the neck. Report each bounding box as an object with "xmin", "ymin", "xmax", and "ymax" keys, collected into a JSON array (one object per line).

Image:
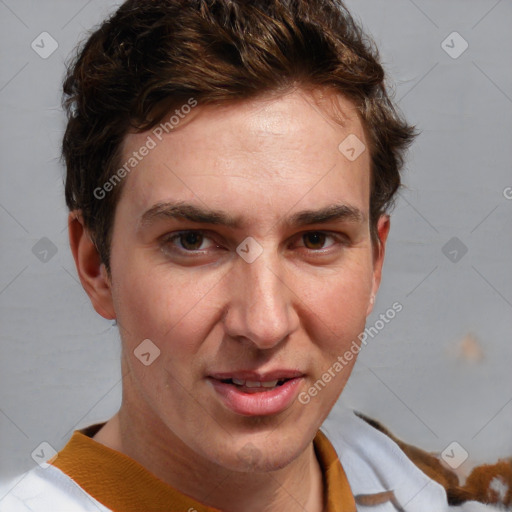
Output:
[{"xmin": 93, "ymin": 400, "xmax": 324, "ymax": 512}]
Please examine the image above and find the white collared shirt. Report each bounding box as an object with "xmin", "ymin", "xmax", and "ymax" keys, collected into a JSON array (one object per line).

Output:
[
  {"xmin": 326, "ymin": 409, "xmax": 501, "ymax": 511},
  {"xmin": 0, "ymin": 410, "xmax": 501, "ymax": 511}
]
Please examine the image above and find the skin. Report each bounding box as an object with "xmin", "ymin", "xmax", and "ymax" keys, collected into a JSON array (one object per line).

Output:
[{"xmin": 69, "ymin": 87, "xmax": 390, "ymax": 512}]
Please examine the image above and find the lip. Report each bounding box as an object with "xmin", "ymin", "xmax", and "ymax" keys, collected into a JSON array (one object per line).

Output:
[{"xmin": 208, "ymin": 373, "xmax": 304, "ymax": 417}]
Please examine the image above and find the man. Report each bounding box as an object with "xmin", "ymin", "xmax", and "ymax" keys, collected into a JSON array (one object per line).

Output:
[{"xmin": 0, "ymin": 0, "xmax": 500, "ymax": 510}]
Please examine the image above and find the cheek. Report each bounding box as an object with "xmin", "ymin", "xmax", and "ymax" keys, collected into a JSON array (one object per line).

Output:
[
  {"xmin": 110, "ymin": 256, "xmax": 223, "ymax": 351},
  {"xmin": 294, "ymin": 258, "xmax": 374, "ymax": 332}
]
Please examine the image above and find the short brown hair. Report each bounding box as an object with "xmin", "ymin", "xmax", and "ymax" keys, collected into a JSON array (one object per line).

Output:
[{"xmin": 62, "ymin": 0, "xmax": 416, "ymax": 272}]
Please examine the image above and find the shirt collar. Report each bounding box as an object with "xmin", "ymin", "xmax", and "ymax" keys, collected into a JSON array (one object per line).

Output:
[{"xmin": 50, "ymin": 423, "xmax": 356, "ymax": 512}]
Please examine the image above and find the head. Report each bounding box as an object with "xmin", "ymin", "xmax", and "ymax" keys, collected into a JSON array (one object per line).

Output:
[{"xmin": 64, "ymin": 0, "xmax": 415, "ymax": 472}]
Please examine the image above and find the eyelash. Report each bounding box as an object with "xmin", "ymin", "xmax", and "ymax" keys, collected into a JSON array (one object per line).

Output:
[{"xmin": 159, "ymin": 230, "xmax": 349, "ymax": 257}]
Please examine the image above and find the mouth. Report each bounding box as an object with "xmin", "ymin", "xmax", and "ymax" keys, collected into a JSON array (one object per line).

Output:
[
  {"xmin": 216, "ymin": 377, "xmax": 289, "ymax": 393},
  {"xmin": 207, "ymin": 370, "xmax": 305, "ymax": 416}
]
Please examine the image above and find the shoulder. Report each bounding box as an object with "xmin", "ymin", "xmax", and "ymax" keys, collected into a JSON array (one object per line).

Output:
[
  {"xmin": 0, "ymin": 465, "xmax": 110, "ymax": 512},
  {"xmin": 323, "ymin": 409, "xmax": 505, "ymax": 511}
]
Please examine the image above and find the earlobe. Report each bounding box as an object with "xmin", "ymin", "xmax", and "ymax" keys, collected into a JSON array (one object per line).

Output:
[
  {"xmin": 366, "ymin": 215, "xmax": 391, "ymax": 317},
  {"xmin": 68, "ymin": 211, "xmax": 116, "ymax": 320}
]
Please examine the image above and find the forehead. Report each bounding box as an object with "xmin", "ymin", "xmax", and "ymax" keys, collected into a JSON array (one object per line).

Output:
[{"xmin": 116, "ymin": 88, "xmax": 370, "ymax": 228}]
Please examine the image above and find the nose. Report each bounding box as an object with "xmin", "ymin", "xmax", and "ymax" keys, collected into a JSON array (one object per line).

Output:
[{"xmin": 222, "ymin": 253, "xmax": 299, "ymax": 350}]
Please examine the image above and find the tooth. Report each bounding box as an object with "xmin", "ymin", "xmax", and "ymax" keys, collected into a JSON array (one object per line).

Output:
[
  {"xmin": 245, "ymin": 381, "xmax": 262, "ymax": 388},
  {"xmin": 229, "ymin": 379, "xmax": 280, "ymax": 388},
  {"xmin": 261, "ymin": 380, "xmax": 279, "ymax": 388}
]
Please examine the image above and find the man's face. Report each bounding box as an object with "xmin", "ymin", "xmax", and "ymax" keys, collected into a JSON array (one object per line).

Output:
[{"xmin": 105, "ymin": 88, "xmax": 387, "ymax": 471}]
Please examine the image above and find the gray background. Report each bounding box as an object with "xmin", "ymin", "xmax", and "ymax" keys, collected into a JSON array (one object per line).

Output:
[{"xmin": 1, "ymin": 0, "xmax": 511, "ymax": 497}]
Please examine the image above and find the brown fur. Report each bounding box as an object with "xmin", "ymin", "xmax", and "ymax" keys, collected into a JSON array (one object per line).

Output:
[
  {"xmin": 462, "ymin": 460, "xmax": 512, "ymax": 506},
  {"xmin": 356, "ymin": 412, "xmax": 512, "ymax": 507}
]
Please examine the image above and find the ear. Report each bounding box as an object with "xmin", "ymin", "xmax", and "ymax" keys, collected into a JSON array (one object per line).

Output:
[
  {"xmin": 68, "ymin": 211, "xmax": 115, "ymax": 320},
  {"xmin": 366, "ymin": 215, "xmax": 390, "ymax": 317}
]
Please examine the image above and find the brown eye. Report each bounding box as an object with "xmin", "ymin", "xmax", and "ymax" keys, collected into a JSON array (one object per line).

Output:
[
  {"xmin": 179, "ymin": 232, "xmax": 204, "ymax": 250},
  {"xmin": 303, "ymin": 232, "xmax": 327, "ymax": 249}
]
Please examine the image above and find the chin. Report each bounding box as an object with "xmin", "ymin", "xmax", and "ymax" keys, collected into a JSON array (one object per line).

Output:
[{"xmin": 234, "ymin": 431, "xmax": 311, "ymax": 473}]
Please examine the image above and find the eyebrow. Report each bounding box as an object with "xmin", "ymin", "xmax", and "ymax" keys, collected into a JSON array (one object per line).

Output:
[
  {"xmin": 138, "ymin": 201, "xmax": 366, "ymax": 231},
  {"xmin": 286, "ymin": 204, "xmax": 365, "ymax": 227},
  {"xmin": 139, "ymin": 202, "xmax": 241, "ymax": 230}
]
